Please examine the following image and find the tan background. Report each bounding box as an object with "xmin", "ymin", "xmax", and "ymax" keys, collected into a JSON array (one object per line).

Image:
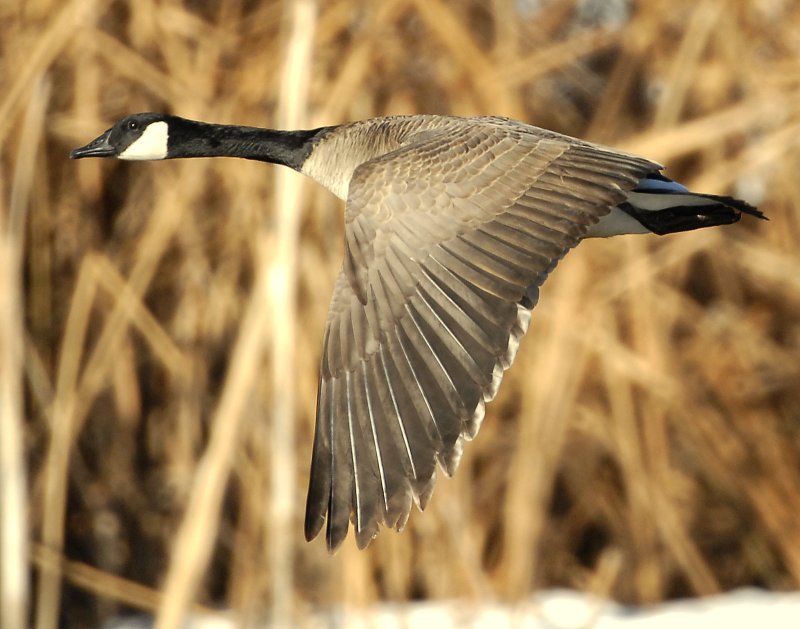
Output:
[{"xmin": 2, "ymin": 0, "xmax": 799, "ymax": 627}]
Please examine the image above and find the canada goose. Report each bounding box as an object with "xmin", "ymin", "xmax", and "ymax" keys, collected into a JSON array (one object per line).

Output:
[{"xmin": 72, "ymin": 113, "xmax": 764, "ymax": 551}]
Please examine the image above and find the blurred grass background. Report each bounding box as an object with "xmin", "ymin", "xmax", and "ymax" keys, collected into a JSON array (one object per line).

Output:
[{"xmin": 1, "ymin": 0, "xmax": 799, "ymax": 627}]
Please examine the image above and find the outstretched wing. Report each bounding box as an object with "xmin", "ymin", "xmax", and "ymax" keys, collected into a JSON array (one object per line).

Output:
[{"xmin": 304, "ymin": 119, "xmax": 657, "ymax": 551}]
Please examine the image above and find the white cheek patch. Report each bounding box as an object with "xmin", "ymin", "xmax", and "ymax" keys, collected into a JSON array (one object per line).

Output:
[{"xmin": 119, "ymin": 121, "xmax": 169, "ymax": 160}]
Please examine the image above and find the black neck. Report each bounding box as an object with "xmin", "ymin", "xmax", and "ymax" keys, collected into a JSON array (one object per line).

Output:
[{"xmin": 166, "ymin": 117, "xmax": 326, "ymax": 170}]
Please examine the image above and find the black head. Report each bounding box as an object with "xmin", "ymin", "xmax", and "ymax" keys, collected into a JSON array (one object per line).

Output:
[{"xmin": 71, "ymin": 113, "xmax": 173, "ymax": 160}]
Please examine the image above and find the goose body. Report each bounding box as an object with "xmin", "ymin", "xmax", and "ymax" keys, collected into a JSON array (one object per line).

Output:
[{"xmin": 72, "ymin": 113, "xmax": 764, "ymax": 551}]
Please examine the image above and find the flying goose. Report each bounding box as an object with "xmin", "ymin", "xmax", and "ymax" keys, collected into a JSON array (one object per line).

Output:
[{"xmin": 72, "ymin": 113, "xmax": 764, "ymax": 551}]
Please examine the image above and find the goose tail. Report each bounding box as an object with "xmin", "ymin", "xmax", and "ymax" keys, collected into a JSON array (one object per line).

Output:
[
  {"xmin": 585, "ymin": 172, "xmax": 766, "ymax": 238},
  {"xmin": 619, "ymin": 172, "xmax": 766, "ymax": 236}
]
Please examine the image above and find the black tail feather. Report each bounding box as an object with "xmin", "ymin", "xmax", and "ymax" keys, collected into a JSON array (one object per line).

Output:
[{"xmin": 698, "ymin": 193, "xmax": 767, "ymax": 220}]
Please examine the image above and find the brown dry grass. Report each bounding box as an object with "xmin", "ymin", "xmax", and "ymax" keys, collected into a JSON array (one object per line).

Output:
[{"xmin": 2, "ymin": 0, "xmax": 799, "ymax": 627}]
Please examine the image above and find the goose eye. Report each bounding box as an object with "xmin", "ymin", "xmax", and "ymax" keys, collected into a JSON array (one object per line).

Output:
[{"xmin": 127, "ymin": 120, "xmax": 139, "ymax": 131}]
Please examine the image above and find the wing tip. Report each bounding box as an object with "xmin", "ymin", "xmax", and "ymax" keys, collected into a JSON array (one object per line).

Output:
[
  {"xmin": 304, "ymin": 515, "xmax": 324, "ymax": 543},
  {"xmin": 355, "ymin": 526, "xmax": 379, "ymax": 550},
  {"xmin": 325, "ymin": 517, "xmax": 350, "ymax": 554}
]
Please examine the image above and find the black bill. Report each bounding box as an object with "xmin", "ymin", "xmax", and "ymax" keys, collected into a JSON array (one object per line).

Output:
[{"xmin": 70, "ymin": 129, "xmax": 115, "ymax": 159}]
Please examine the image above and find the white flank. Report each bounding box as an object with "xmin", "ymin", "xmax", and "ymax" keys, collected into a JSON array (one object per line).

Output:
[
  {"xmin": 119, "ymin": 121, "xmax": 169, "ymax": 160},
  {"xmin": 584, "ymin": 206, "xmax": 651, "ymax": 238}
]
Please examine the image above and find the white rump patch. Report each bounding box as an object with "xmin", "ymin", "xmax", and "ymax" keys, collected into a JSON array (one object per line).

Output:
[
  {"xmin": 627, "ymin": 191, "xmax": 709, "ymax": 211},
  {"xmin": 119, "ymin": 121, "xmax": 169, "ymax": 160}
]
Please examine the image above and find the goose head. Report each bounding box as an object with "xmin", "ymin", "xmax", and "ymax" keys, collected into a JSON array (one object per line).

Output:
[{"xmin": 71, "ymin": 113, "xmax": 171, "ymax": 161}]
